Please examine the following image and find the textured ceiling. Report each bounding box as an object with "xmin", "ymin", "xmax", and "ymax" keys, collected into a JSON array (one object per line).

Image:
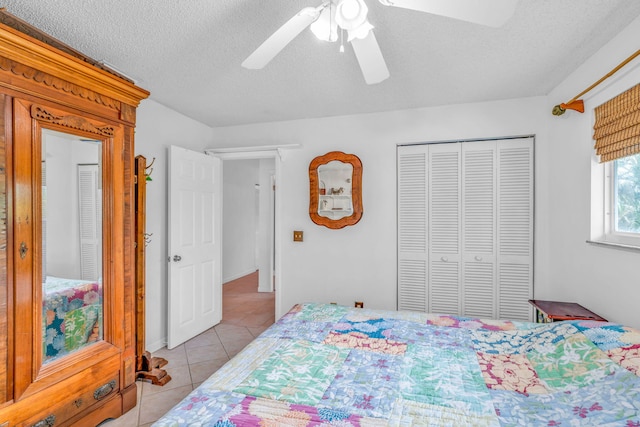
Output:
[{"xmin": 3, "ymin": 0, "xmax": 640, "ymax": 127}]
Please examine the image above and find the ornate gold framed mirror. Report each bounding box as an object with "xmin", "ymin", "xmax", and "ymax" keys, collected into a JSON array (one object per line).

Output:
[{"xmin": 309, "ymin": 151, "xmax": 363, "ymax": 229}]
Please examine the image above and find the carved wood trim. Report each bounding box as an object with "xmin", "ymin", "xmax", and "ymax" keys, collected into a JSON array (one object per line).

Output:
[
  {"xmin": 0, "ymin": 9, "xmax": 134, "ymax": 83},
  {"xmin": 0, "ymin": 56, "xmax": 121, "ymax": 111},
  {"xmin": 0, "ymin": 23, "xmax": 149, "ymax": 107},
  {"xmin": 30, "ymin": 105, "xmax": 115, "ymax": 137}
]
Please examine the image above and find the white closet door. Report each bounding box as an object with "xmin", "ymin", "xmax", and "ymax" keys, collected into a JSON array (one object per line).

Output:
[
  {"xmin": 397, "ymin": 138, "xmax": 533, "ymax": 320},
  {"xmin": 397, "ymin": 145, "xmax": 428, "ymax": 312},
  {"xmin": 78, "ymin": 164, "xmax": 100, "ymax": 281},
  {"xmin": 428, "ymin": 144, "xmax": 461, "ymax": 314},
  {"xmin": 462, "ymin": 141, "xmax": 497, "ymax": 318},
  {"xmin": 497, "ymin": 138, "xmax": 534, "ymax": 320}
]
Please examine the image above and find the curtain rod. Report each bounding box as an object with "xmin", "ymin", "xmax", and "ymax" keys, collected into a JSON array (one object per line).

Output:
[{"xmin": 552, "ymin": 47, "xmax": 640, "ymax": 116}]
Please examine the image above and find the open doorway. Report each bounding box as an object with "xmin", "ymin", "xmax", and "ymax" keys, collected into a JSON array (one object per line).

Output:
[{"xmin": 221, "ymin": 157, "xmax": 276, "ymax": 326}]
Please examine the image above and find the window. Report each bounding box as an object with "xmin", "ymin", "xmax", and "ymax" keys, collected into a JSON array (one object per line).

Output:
[
  {"xmin": 604, "ymin": 153, "xmax": 640, "ymax": 246},
  {"xmin": 592, "ymin": 82, "xmax": 640, "ymax": 248}
]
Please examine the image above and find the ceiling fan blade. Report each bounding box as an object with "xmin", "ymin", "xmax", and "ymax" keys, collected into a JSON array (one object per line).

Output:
[
  {"xmin": 379, "ymin": 0, "xmax": 518, "ymax": 28},
  {"xmin": 242, "ymin": 6, "xmax": 324, "ymax": 69},
  {"xmin": 350, "ymin": 31, "xmax": 390, "ymax": 85}
]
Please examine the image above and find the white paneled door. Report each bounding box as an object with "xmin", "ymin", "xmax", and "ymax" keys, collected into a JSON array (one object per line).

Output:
[
  {"xmin": 397, "ymin": 137, "xmax": 533, "ymax": 320},
  {"xmin": 168, "ymin": 146, "xmax": 222, "ymax": 349}
]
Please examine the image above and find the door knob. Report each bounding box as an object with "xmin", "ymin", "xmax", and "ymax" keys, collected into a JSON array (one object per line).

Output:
[{"xmin": 173, "ymin": 255, "xmax": 182, "ymax": 262}]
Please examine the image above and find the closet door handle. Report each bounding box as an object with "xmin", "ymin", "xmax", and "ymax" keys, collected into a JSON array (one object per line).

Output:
[
  {"xmin": 173, "ymin": 255, "xmax": 182, "ymax": 262},
  {"xmin": 441, "ymin": 256, "xmax": 448, "ymax": 262},
  {"xmin": 475, "ymin": 256, "xmax": 483, "ymax": 261}
]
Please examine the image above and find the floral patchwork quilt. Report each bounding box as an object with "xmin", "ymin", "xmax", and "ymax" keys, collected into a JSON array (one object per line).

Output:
[
  {"xmin": 43, "ymin": 276, "xmax": 102, "ymax": 361},
  {"xmin": 153, "ymin": 303, "xmax": 640, "ymax": 426}
]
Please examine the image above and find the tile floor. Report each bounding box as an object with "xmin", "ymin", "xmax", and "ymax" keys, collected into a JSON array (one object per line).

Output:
[{"xmin": 102, "ymin": 271, "xmax": 274, "ymax": 426}]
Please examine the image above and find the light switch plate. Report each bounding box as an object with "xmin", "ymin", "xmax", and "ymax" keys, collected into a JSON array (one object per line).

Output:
[{"xmin": 293, "ymin": 230, "xmax": 303, "ymax": 242}]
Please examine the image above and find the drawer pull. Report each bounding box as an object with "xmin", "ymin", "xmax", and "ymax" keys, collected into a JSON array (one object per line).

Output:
[
  {"xmin": 93, "ymin": 380, "xmax": 116, "ymax": 401},
  {"xmin": 32, "ymin": 415, "xmax": 55, "ymax": 427},
  {"xmin": 74, "ymin": 398, "xmax": 83, "ymax": 408}
]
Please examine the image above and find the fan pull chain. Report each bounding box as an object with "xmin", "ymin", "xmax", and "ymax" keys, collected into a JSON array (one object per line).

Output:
[{"xmin": 329, "ymin": 2, "xmax": 334, "ymax": 42}]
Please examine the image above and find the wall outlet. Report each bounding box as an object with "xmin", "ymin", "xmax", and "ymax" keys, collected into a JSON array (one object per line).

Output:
[
  {"xmin": 293, "ymin": 230, "xmax": 303, "ymax": 242},
  {"xmin": 354, "ymin": 301, "xmax": 364, "ymax": 308}
]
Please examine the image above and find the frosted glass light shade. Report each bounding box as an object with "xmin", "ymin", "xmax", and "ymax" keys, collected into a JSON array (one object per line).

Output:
[
  {"xmin": 310, "ymin": 6, "xmax": 338, "ymax": 42},
  {"xmin": 335, "ymin": 0, "xmax": 368, "ymax": 31}
]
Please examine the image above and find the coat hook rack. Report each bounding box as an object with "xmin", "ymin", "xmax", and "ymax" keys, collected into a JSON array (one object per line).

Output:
[{"xmin": 145, "ymin": 157, "xmax": 155, "ymax": 181}]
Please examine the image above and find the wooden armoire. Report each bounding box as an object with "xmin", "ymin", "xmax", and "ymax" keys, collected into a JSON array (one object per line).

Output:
[{"xmin": 0, "ymin": 11, "xmax": 149, "ymax": 427}]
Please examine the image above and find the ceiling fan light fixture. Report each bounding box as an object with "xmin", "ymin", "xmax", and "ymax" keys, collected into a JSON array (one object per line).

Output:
[
  {"xmin": 347, "ymin": 20, "xmax": 373, "ymax": 41},
  {"xmin": 310, "ymin": 5, "xmax": 338, "ymax": 42},
  {"xmin": 336, "ymin": 0, "xmax": 368, "ymax": 31}
]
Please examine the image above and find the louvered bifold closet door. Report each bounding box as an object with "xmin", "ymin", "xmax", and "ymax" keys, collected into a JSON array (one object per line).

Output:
[
  {"xmin": 78, "ymin": 164, "xmax": 101, "ymax": 281},
  {"xmin": 428, "ymin": 144, "xmax": 461, "ymax": 315},
  {"xmin": 497, "ymin": 137, "xmax": 534, "ymax": 320},
  {"xmin": 462, "ymin": 141, "xmax": 497, "ymax": 319},
  {"xmin": 397, "ymin": 145, "xmax": 429, "ymax": 312}
]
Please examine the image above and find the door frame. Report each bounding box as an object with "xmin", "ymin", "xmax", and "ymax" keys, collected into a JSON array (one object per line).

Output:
[{"xmin": 206, "ymin": 146, "xmax": 293, "ymax": 320}]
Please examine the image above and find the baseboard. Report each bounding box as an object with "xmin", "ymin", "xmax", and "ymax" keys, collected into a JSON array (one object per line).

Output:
[
  {"xmin": 223, "ymin": 268, "xmax": 257, "ymax": 284},
  {"xmin": 147, "ymin": 338, "xmax": 167, "ymax": 353}
]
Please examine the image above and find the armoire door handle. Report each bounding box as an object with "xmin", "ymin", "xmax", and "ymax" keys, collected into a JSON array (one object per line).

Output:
[{"xmin": 19, "ymin": 242, "xmax": 28, "ymax": 259}]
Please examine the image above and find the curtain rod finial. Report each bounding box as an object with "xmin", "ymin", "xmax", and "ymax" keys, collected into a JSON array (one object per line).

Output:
[{"xmin": 552, "ymin": 100, "xmax": 584, "ymax": 116}]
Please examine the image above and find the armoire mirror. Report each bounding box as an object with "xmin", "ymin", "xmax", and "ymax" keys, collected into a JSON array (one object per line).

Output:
[
  {"xmin": 309, "ymin": 151, "xmax": 363, "ymax": 229},
  {"xmin": 41, "ymin": 129, "xmax": 103, "ymax": 363}
]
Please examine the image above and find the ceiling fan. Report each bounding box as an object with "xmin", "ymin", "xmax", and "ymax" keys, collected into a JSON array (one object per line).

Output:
[{"xmin": 242, "ymin": 0, "xmax": 519, "ymax": 85}]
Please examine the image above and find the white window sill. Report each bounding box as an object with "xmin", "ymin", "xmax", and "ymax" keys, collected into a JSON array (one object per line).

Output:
[{"xmin": 586, "ymin": 240, "xmax": 640, "ymax": 252}]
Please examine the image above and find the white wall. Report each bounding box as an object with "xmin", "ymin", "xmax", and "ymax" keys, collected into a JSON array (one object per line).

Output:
[
  {"xmin": 135, "ymin": 99, "xmax": 214, "ymax": 351},
  {"xmin": 222, "ymin": 159, "xmax": 259, "ymax": 283},
  {"xmin": 539, "ymin": 15, "xmax": 640, "ymax": 328},
  {"xmin": 210, "ymin": 98, "xmax": 549, "ymax": 319}
]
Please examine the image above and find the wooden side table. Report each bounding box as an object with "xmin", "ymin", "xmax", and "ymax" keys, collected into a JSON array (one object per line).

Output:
[{"xmin": 528, "ymin": 299, "xmax": 608, "ymax": 323}]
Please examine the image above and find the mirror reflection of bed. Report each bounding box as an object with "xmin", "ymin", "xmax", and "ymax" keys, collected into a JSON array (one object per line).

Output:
[{"xmin": 42, "ymin": 129, "xmax": 103, "ymax": 363}]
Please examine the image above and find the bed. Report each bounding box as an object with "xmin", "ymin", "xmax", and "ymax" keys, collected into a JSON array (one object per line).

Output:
[
  {"xmin": 153, "ymin": 302, "xmax": 640, "ymax": 426},
  {"xmin": 43, "ymin": 276, "xmax": 103, "ymax": 361}
]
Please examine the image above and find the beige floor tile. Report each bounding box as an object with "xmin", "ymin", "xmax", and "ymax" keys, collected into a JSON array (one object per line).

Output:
[
  {"xmin": 138, "ymin": 384, "xmax": 193, "ymax": 425},
  {"xmin": 184, "ymin": 329, "xmax": 223, "ymax": 349},
  {"xmin": 248, "ymin": 325, "xmax": 270, "ymax": 337},
  {"xmin": 186, "ymin": 343, "xmax": 229, "ymax": 364},
  {"xmin": 216, "ymin": 327, "xmax": 255, "ymax": 344},
  {"xmin": 151, "ymin": 345, "xmax": 189, "ymax": 368},
  {"xmin": 221, "ymin": 337, "xmax": 254, "ymax": 358},
  {"xmin": 189, "ymin": 357, "xmax": 229, "ymax": 383},
  {"xmin": 142, "ymin": 364, "xmax": 192, "ymax": 396}
]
